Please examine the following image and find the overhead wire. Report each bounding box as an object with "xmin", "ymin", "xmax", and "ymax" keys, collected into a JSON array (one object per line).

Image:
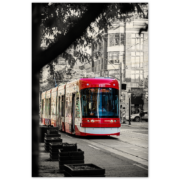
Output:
[
  {"xmin": 91, "ymin": 37, "xmax": 148, "ymax": 84},
  {"xmin": 92, "ymin": 37, "xmax": 148, "ymax": 72},
  {"xmin": 45, "ymin": 36, "xmax": 148, "ymax": 84}
]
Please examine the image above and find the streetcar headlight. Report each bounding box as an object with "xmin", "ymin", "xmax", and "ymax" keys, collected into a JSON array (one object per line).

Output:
[
  {"xmin": 91, "ymin": 120, "xmax": 94, "ymax": 122},
  {"xmin": 114, "ymin": 120, "xmax": 116, "ymax": 122},
  {"xmin": 87, "ymin": 120, "xmax": 90, "ymax": 122}
]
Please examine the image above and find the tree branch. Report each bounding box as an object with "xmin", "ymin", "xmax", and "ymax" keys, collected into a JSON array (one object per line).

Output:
[{"xmin": 32, "ymin": 3, "xmax": 109, "ymax": 73}]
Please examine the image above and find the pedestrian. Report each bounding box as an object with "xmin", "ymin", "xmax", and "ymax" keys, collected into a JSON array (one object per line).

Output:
[
  {"xmin": 122, "ymin": 107, "xmax": 126, "ymax": 124},
  {"xmin": 120, "ymin": 105, "xmax": 123, "ymax": 124},
  {"xmin": 138, "ymin": 108, "xmax": 143, "ymax": 122}
]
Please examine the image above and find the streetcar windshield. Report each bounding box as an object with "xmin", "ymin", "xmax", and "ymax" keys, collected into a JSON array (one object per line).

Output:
[{"xmin": 81, "ymin": 88, "xmax": 119, "ymax": 118}]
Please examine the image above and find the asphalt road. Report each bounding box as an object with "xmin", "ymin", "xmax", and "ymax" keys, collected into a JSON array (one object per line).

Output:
[{"xmin": 39, "ymin": 122, "xmax": 148, "ymax": 177}]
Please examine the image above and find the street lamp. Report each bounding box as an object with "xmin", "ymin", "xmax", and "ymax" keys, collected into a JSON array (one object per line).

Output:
[
  {"xmin": 120, "ymin": 95, "xmax": 123, "ymax": 102},
  {"xmin": 127, "ymin": 89, "xmax": 131, "ymax": 125}
]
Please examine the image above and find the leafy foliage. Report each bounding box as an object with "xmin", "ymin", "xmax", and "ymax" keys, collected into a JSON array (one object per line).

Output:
[
  {"xmin": 41, "ymin": 3, "xmax": 146, "ymax": 49},
  {"xmin": 40, "ymin": 3, "xmax": 148, "ymax": 84}
]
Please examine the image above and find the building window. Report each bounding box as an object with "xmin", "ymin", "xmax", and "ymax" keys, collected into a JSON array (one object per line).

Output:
[
  {"xmin": 109, "ymin": 34, "xmax": 118, "ymax": 46},
  {"xmin": 99, "ymin": 42, "xmax": 103, "ymax": 51},
  {"xmin": 120, "ymin": 34, "xmax": 125, "ymax": 45},
  {"xmin": 131, "ymin": 70, "xmax": 143, "ymax": 83},
  {"xmin": 108, "ymin": 51, "xmax": 124, "ymax": 64},
  {"xmin": 120, "ymin": 51, "xmax": 125, "ymax": 63},
  {"xmin": 93, "ymin": 43, "xmax": 98, "ymax": 52},
  {"xmin": 131, "ymin": 52, "xmax": 143, "ymax": 68},
  {"xmin": 41, "ymin": 100, "xmax": 44, "ymax": 114},
  {"xmin": 112, "ymin": 52, "xmax": 118, "ymax": 64},
  {"xmin": 109, "ymin": 33, "xmax": 125, "ymax": 46},
  {"xmin": 131, "ymin": 34, "xmax": 144, "ymax": 50},
  {"xmin": 108, "ymin": 51, "xmax": 119, "ymax": 64}
]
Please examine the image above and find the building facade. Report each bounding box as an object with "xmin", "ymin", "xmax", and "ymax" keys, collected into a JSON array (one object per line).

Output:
[{"xmin": 91, "ymin": 17, "xmax": 149, "ymax": 115}]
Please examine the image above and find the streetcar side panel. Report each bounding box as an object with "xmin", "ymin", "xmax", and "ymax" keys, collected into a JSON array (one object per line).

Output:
[
  {"xmin": 58, "ymin": 84, "xmax": 66, "ymax": 131},
  {"xmin": 45, "ymin": 89, "xmax": 51, "ymax": 125},
  {"xmin": 44, "ymin": 91, "xmax": 49, "ymax": 125},
  {"xmin": 56, "ymin": 93, "xmax": 60, "ymax": 129},
  {"xmin": 41, "ymin": 92, "xmax": 46, "ymax": 125},
  {"xmin": 65, "ymin": 80, "xmax": 80, "ymax": 134},
  {"xmin": 51, "ymin": 87, "xmax": 58, "ymax": 127},
  {"xmin": 74, "ymin": 91, "xmax": 82, "ymax": 136}
]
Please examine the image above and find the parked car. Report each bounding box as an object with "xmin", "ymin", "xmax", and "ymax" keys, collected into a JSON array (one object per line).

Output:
[
  {"xmin": 126, "ymin": 111, "xmax": 148, "ymax": 122},
  {"xmin": 142, "ymin": 111, "xmax": 148, "ymax": 121}
]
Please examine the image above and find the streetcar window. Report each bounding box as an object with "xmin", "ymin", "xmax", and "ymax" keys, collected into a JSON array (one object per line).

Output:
[
  {"xmin": 42, "ymin": 100, "xmax": 43, "ymax": 114},
  {"xmin": 89, "ymin": 102, "xmax": 92, "ymax": 109},
  {"xmin": 49, "ymin": 98, "xmax": 51, "ymax": 115},
  {"xmin": 45, "ymin": 99, "xmax": 48, "ymax": 116},
  {"xmin": 61, "ymin": 96, "xmax": 65, "ymax": 117},
  {"xmin": 56, "ymin": 96, "xmax": 57, "ymax": 115},
  {"xmin": 76, "ymin": 93, "xmax": 80, "ymax": 118},
  {"xmin": 58, "ymin": 96, "xmax": 60, "ymax": 116},
  {"xmin": 81, "ymin": 88, "xmax": 119, "ymax": 118}
]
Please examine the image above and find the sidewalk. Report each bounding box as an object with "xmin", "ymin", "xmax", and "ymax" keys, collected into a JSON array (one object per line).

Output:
[{"xmin": 121, "ymin": 121, "xmax": 148, "ymax": 129}]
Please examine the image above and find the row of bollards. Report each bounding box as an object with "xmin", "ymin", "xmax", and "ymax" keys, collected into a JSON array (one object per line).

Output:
[
  {"xmin": 43, "ymin": 128, "xmax": 105, "ymax": 177},
  {"xmin": 63, "ymin": 164, "xmax": 105, "ymax": 177},
  {"xmin": 44, "ymin": 128, "xmax": 62, "ymax": 152},
  {"xmin": 58, "ymin": 143, "xmax": 84, "ymax": 172},
  {"xmin": 50, "ymin": 142, "xmax": 62, "ymax": 161}
]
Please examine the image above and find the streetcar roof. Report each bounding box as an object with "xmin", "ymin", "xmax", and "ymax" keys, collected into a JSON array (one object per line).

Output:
[
  {"xmin": 41, "ymin": 77, "xmax": 119, "ymax": 95},
  {"xmin": 79, "ymin": 77, "xmax": 119, "ymax": 90},
  {"xmin": 80, "ymin": 77, "xmax": 114, "ymax": 79}
]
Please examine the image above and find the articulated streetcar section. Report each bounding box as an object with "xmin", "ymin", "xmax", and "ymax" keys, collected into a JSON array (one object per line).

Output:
[{"xmin": 41, "ymin": 77, "xmax": 121, "ymax": 136}]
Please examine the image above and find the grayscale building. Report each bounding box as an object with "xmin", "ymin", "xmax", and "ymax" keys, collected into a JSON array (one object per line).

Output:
[{"xmin": 91, "ymin": 16, "xmax": 148, "ymax": 115}]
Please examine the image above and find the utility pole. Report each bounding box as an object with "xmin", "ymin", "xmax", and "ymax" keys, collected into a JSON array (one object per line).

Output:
[
  {"xmin": 54, "ymin": 75, "xmax": 57, "ymax": 87},
  {"xmin": 119, "ymin": 62, "xmax": 122, "ymax": 100}
]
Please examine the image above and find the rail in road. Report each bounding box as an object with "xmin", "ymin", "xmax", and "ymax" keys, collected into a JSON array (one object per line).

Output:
[
  {"xmin": 63, "ymin": 129, "xmax": 149, "ymax": 173},
  {"xmin": 39, "ymin": 128, "xmax": 148, "ymax": 177}
]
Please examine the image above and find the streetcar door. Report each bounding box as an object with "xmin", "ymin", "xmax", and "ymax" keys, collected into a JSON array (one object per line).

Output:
[
  {"xmin": 49, "ymin": 98, "xmax": 51, "ymax": 125},
  {"xmin": 58, "ymin": 96, "xmax": 61, "ymax": 130},
  {"xmin": 71, "ymin": 94, "xmax": 76, "ymax": 133},
  {"xmin": 61, "ymin": 95, "xmax": 65, "ymax": 131},
  {"xmin": 41, "ymin": 99, "xmax": 44, "ymax": 124}
]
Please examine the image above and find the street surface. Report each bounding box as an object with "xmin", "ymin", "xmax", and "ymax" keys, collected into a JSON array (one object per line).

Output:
[{"xmin": 39, "ymin": 121, "xmax": 148, "ymax": 177}]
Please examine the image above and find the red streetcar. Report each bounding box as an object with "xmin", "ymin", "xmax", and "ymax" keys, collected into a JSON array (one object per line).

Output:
[{"xmin": 41, "ymin": 77, "xmax": 121, "ymax": 136}]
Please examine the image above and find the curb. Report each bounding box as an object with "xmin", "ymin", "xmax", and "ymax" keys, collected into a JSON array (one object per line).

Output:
[{"xmin": 121, "ymin": 123, "xmax": 148, "ymax": 128}]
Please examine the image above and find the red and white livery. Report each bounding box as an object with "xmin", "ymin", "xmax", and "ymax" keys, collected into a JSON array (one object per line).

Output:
[{"xmin": 41, "ymin": 77, "xmax": 121, "ymax": 136}]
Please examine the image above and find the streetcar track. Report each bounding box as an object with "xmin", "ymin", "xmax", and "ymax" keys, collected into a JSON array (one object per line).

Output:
[
  {"xmin": 110, "ymin": 147, "xmax": 148, "ymax": 161},
  {"xmin": 131, "ymin": 148, "xmax": 138, "ymax": 150},
  {"xmin": 143, "ymin": 151, "xmax": 148, "ymax": 154},
  {"xmin": 88, "ymin": 145, "xmax": 100, "ymax": 150},
  {"xmin": 62, "ymin": 134, "xmax": 148, "ymax": 166},
  {"xmin": 121, "ymin": 136, "xmax": 147, "ymax": 140},
  {"xmin": 118, "ymin": 139, "xmax": 148, "ymax": 149},
  {"xmin": 133, "ymin": 164, "xmax": 148, "ymax": 170},
  {"xmin": 65, "ymin": 135, "xmax": 73, "ymax": 138},
  {"xmin": 86, "ymin": 140, "xmax": 148, "ymax": 161},
  {"xmin": 121, "ymin": 132, "xmax": 148, "ymax": 135},
  {"xmin": 119, "ymin": 135, "xmax": 148, "ymax": 141},
  {"xmin": 130, "ymin": 148, "xmax": 148, "ymax": 154}
]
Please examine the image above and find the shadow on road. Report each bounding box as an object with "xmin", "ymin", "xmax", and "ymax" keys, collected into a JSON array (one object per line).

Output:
[{"xmin": 61, "ymin": 131, "xmax": 119, "ymax": 140}]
